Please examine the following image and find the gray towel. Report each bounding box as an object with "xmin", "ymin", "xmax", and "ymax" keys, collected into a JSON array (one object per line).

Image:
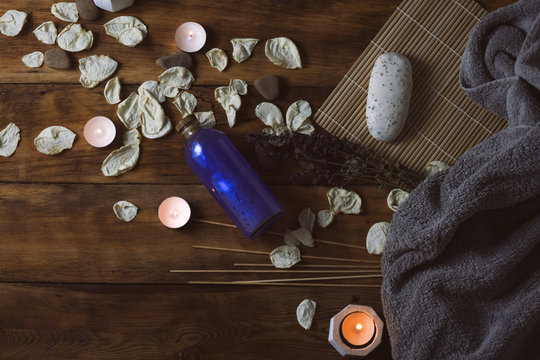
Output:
[{"xmin": 381, "ymin": 1, "xmax": 540, "ymax": 359}]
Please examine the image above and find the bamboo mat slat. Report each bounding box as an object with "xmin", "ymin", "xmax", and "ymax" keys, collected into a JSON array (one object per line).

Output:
[{"xmin": 313, "ymin": 0, "xmax": 507, "ymax": 174}]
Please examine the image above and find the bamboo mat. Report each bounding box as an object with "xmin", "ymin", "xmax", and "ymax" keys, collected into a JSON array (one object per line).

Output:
[{"xmin": 313, "ymin": 0, "xmax": 507, "ymax": 174}]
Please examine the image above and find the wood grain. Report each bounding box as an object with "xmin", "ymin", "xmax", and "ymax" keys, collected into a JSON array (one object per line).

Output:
[{"xmin": 0, "ymin": 0, "xmax": 514, "ymax": 359}]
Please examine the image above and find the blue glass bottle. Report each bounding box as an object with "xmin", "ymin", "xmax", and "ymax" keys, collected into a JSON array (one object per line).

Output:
[{"xmin": 176, "ymin": 115, "xmax": 284, "ymax": 240}]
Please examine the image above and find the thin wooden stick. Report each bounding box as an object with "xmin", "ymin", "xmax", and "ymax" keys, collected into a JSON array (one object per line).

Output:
[
  {"xmin": 234, "ymin": 263, "xmax": 380, "ymax": 269},
  {"xmin": 170, "ymin": 269, "xmax": 380, "ymax": 274},
  {"xmin": 193, "ymin": 245, "xmax": 380, "ymax": 264},
  {"xmin": 235, "ymin": 274, "xmax": 382, "ymax": 284},
  {"xmin": 188, "ymin": 281, "xmax": 382, "ymax": 288},
  {"xmin": 192, "ymin": 218, "xmax": 367, "ymax": 250}
]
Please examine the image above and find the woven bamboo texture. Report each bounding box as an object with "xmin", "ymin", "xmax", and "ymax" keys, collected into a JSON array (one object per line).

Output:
[{"xmin": 313, "ymin": 0, "xmax": 507, "ymax": 173}]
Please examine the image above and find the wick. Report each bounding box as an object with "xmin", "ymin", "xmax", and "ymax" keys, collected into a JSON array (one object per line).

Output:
[
  {"xmin": 188, "ymin": 31, "xmax": 193, "ymax": 38},
  {"xmin": 96, "ymin": 128, "xmax": 103, "ymax": 136},
  {"xmin": 356, "ymin": 323, "xmax": 363, "ymax": 330},
  {"xmin": 172, "ymin": 210, "xmax": 179, "ymax": 217}
]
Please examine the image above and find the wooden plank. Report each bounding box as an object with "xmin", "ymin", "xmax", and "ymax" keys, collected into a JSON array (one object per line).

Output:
[
  {"xmin": 0, "ymin": 183, "xmax": 391, "ymax": 284},
  {"xmin": 0, "ymin": 84, "xmax": 329, "ymax": 184},
  {"xmin": 0, "ymin": 0, "xmax": 400, "ymax": 86},
  {"xmin": 0, "ymin": 283, "xmax": 391, "ymax": 360}
]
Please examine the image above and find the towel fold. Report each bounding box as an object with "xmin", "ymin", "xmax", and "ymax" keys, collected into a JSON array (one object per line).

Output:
[{"xmin": 381, "ymin": 1, "xmax": 540, "ymax": 359}]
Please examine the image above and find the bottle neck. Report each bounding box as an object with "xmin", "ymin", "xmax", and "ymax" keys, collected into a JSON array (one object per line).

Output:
[{"xmin": 181, "ymin": 120, "xmax": 202, "ymax": 140}]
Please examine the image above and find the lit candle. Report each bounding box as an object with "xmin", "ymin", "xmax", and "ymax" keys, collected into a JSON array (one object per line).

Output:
[
  {"xmin": 175, "ymin": 22, "xmax": 206, "ymax": 53},
  {"xmin": 84, "ymin": 116, "xmax": 116, "ymax": 148},
  {"xmin": 340, "ymin": 311, "xmax": 376, "ymax": 347},
  {"xmin": 158, "ymin": 196, "xmax": 191, "ymax": 229}
]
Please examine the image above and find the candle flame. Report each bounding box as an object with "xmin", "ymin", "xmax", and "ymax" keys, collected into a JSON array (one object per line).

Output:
[
  {"xmin": 356, "ymin": 323, "xmax": 363, "ymax": 330},
  {"xmin": 188, "ymin": 31, "xmax": 193, "ymax": 38},
  {"xmin": 96, "ymin": 128, "xmax": 103, "ymax": 135},
  {"xmin": 172, "ymin": 210, "xmax": 179, "ymax": 217}
]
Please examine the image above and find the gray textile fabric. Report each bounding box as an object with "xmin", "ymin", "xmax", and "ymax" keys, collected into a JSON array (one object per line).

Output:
[{"xmin": 381, "ymin": 1, "xmax": 540, "ymax": 359}]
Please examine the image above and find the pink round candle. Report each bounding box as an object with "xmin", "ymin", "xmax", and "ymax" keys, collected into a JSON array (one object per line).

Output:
[
  {"xmin": 84, "ymin": 116, "xmax": 116, "ymax": 148},
  {"xmin": 175, "ymin": 22, "xmax": 206, "ymax": 53},
  {"xmin": 158, "ymin": 197, "xmax": 191, "ymax": 229}
]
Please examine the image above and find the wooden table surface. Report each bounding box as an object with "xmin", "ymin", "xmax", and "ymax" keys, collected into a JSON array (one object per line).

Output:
[{"xmin": 0, "ymin": 1, "xmax": 511, "ymax": 359}]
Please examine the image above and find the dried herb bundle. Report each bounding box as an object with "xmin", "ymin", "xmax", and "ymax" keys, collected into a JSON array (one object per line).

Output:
[{"xmin": 247, "ymin": 132, "xmax": 423, "ymax": 191}]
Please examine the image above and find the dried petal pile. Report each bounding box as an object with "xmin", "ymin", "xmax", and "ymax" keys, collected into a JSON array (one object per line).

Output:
[
  {"xmin": 0, "ymin": 123, "xmax": 21, "ymax": 157},
  {"xmin": 117, "ymin": 92, "xmax": 139, "ymax": 129},
  {"xmin": 104, "ymin": 16, "xmax": 148, "ymax": 47},
  {"xmin": 58, "ymin": 23, "xmax": 94, "ymax": 52},
  {"xmin": 101, "ymin": 143, "xmax": 140, "ymax": 176},
  {"xmin": 206, "ymin": 48, "xmax": 228, "ymax": 72},
  {"xmin": 317, "ymin": 187, "xmax": 362, "ymax": 228},
  {"xmin": 387, "ymin": 188, "xmax": 409, "ymax": 212},
  {"xmin": 265, "ymin": 37, "xmax": 302, "ymax": 69},
  {"xmin": 79, "ymin": 55, "xmax": 118, "ymax": 88},
  {"xmin": 296, "ymin": 299, "xmax": 317, "ymax": 330},
  {"xmin": 34, "ymin": 126, "xmax": 76, "ymax": 155},
  {"xmin": 113, "ymin": 200, "xmax": 138, "ymax": 222},
  {"xmin": 51, "ymin": 2, "xmax": 79, "ymax": 23},
  {"xmin": 22, "ymin": 52, "xmax": 44, "ymax": 68},
  {"xmin": 366, "ymin": 222, "xmax": 391, "ymax": 255},
  {"xmin": 270, "ymin": 245, "xmax": 301, "ymax": 269},
  {"xmin": 104, "ymin": 76, "xmax": 121, "ymax": 104},
  {"xmin": 0, "ymin": 9, "xmax": 27, "ymax": 37},
  {"xmin": 215, "ymin": 79, "xmax": 248, "ymax": 127},
  {"xmin": 231, "ymin": 38, "xmax": 259, "ymax": 63},
  {"xmin": 33, "ymin": 21, "xmax": 57, "ymax": 44}
]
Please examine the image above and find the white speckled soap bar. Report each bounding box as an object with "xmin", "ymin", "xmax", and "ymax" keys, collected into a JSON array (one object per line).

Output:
[
  {"xmin": 366, "ymin": 53, "xmax": 412, "ymax": 142},
  {"xmin": 93, "ymin": 0, "xmax": 134, "ymax": 12}
]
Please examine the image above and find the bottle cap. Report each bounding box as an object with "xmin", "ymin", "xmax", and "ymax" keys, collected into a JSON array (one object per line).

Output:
[{"xmin": 175, "ymin": 114, "xmax": 198, "ymax": 135}]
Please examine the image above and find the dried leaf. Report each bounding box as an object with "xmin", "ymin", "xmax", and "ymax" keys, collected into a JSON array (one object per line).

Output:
[
  {"xmin": 206, "ymin": 48, "xmax": 228, "ymax": 72},
  {"xmin": 265, "ymin": 37, "xmax": 302, "ymax": 69},
  {"xmin": 0, "ymin": 10, "xmax": 27, "ymax": 37},
  {"xmin": 113, "ymin": 201, "xmax": 138, "ymax": 222},
  {"xmin": 327, "ymin": 187, "xmax": 362, "ymax": 214},
  {"xmin": 387, "ymin": 188, "xmax": 409, "ymax": 212},
  {"xmin": 104, "ymin": 16, "xmax": 147, "ymax": 47},
  {"xmin": 296, "ymin": 299, "xmax": 316, "ymax": 330},
  {"xmin": 215, "ymin": 86, "xmax": 241, "ymax": 128},
  {"xmin": 34, "ymin": 126, "xmax": 76, "ymax": 155},
  {"xmin": 366, "ymin": 222, "xmax": 391, "ymax": 255},
  {"xmin": 317, "ymin": 209, "xmax": 335, "ymax": 228},
  {"xmin": 425, "ymin": 160, "xmax": 450, "ymax": 176},
  {"xmin": 33, "ymin": 21, "xmax": 57, "ymax": 44},
  {"xmin": 284, "ymin": 229, "xmax": 300, "ymax": 246},
  {"xmin": 158, "ymin": 66, "xmax": 195, "ymax": 98},
  {"xmin": 22, "ymin": 51, "xmax": 44, "ymax": 68},
  {"xmin": 122, "ymin": 129, "xmax": 140, "ymax": 146},
  {"xmin": 286, "ymin": 100, "xmax": 314, "ymax": 135},
  {"xmin": 270, "ymin": 245, "xmax": 301, "ymax": 269},
  {"xmin": 194, "ymin": 111, "xmax": 216, "ymax": 129},
  {"xmin": 104, "ymin": 76, "xmax": 121, "ymax": 105},
  {"xmin": 101, "ymin": 144, "xmax": 140, "ymax": 176},
  {"xmin": 138, "ymin": 88, "xmax": 172, "ymax": 139},
  {"xmin": 173, "ymin": 91, "xmax": 197, "ymax": 117},
  {"xmin": 138, "ymin": 80, "xmax": 165, "ymax": 103},
  {"xmin": 57, "ymin": 23, "xmax": 93, "ymax": 52},
  {"xmin": 298, "ymin": 208, "xmax": 315, "ymax": 232},
  {"xmin": 229, "ymin": 79, "xmax": 248, "ymax": 95},
  {"xmin": 255, "ymin": 102, "xmax": 284, "ymax": 127},
  {"xmin": 231, "ymin": 38, "xmax": 259, "ymax": 63},
  {"xmin": 51, "ymin": 2, "xmax": 79, "ymax": 23},
  {"xmin": 0, "ymin": 123, "xmax": 21, "ymax": 157},
  {"xmin": 117, "ymin": 92, "xmax": 139, "ymax": 129},
  {"xmin": 79, "ymin": 55, "xmax": 118, "ymax": 89}
]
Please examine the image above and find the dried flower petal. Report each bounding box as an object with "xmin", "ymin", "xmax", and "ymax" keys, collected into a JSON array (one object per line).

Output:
[
  {"xmin": 104, "ymin": 76, "xmax": 121, "ymax": 105},
  {"xmin": 117, "ymin": 92, "xmax": 139, "ymax": 129},
  {"xmin": 215, "ymin": 86, "xmax": 241, "ymax": 128},
  {"xmin": 296, "ymin": 299, "xmax": 316, "ymax": 330},
  {"xmin": 138, "ymin": 80, "xmax": 165, "ymax": 103},
  {"xmin": 231, "ymin": 38, "xmax": 259, "ymax": 63},
  {"xmin": 113, "ymin": 200, "xmax": 138, "ymax": 222},
  {"xmin": 265, "ymin": 37, "xmax": 302, "ymax": 69},
  {"xmin": 284, "ymin": 229, "xmax": 300, "ymax": 246},
  {"xmin": 0, "ymin": 10, "xmax": 27, "ymax": 37},
  {"xmin": 0, "ymin": 123, "xmax": 21, "ymax": 157},
  {"xmin": 22, "ymin": 51, "xmax": 44, "ymax": 68},
  {"xmin": 366, "ymin": 222, "xmax": 391, "ymax": 255},
  {"xmin": 286, "ymin": 100, "xmax": 315, "ymax": 135},
  {"xmin": 206, "ymin": 48, "xmax": 228, "ymax": 72},
  {"xmin": 101, "ymin": 144, "xmax": 140, "ymax": 176},
  {"xmin": 298, "ymin": 208, "xmax": 315, "ymax": 232},
  {"xmin": 51, "ymin": 3, "xmax": 79, "ymax": 23},
  {"xmin": 158, "ymin": 66, "xmax": 194, "ymax": 98},
  {"xmin": 270, "ymin": 245, "xmax": 301, "ymax": 269},
  {"xmin": 387, "ymin": 188, "xmax": 409, "ymax": 212},
  {"xmin": 57, "ymin": 23, "xmax": 93, "ymax": 52},
  {"xmin": 104, "ymin": 16, "xmax": 147, "ymax": 47},
  {"xmin": 425, "ymin": 160, "xmax": 450, "ymax": 176},
  {"xmin": 229, "ymin": 79, "xmax": 248, "ymax": 95},
  {"xmin": 317, "ymin": 209, "xmax": 335, "ymax": 228},
  {"xmin": 34, "ymin": 126, "xmax": 76, "ymax": 155},
  {"xmin": 33, "ymin": 21, "xmax": 57, "ymax": 44},
  {"xmin": 138, "ymin": 88, "xmax": 172, "ymax": 139},
  {"xmin": 173, "ymin": 91, "xmax": 197, "ymax": 117},
  {"xmin": 292, "ymin": 227, "xmax": 314, "ymax": 247},
  {"xmin": 79, "ymin": 55, "xmax": 118, "ymax": 89},
  {"xmin": 194, "ymin": 111, "xmax": 216, "ymax": 129},
  {"xmin": 327, "ymin": 187, "xmax": 362, "ymax": 214},
  {"xmin": 122, "ymin": 129, "xmax": 140, "ymax": 146},
  {"xmin": 255, "ymin": 102, "xmax": 284, "ymax": 127}
]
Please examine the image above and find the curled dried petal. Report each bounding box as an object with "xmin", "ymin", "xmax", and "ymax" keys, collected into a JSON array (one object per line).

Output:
[
  {"xmin": 57, "ymin": 23, "xmax": 93, "ymax": 52},
  {"xmin": 231, "ymin": 38, "xmax": 259, "ymax": 63},
  {"xmin": 298, "ymin": 208, "xmax": 315, "ymax": 232},
  {"xmin": 122, "ymin": 129, "xmax": 140, "ymax": 146},
  {"xmin": 296, "ymin": 299, "xmax": 316, "ymax": 330},
  {"xmin": 255, "ymin": 102, "xmax": 284, "ymax": 127},
  {"xmin": 158, "ymin": 66, "xmax": 195, "ymax": 98},
  {"xmin": 194, "ymin": 112, "xmax": 216, "ymax": 129},
  {"xmin": 317, "ymin": 209, "xmax": 335, "ymax": 228},
  {"xmin": 0, "ymin": 123, "xmax": 21, "ymax": 157},
  {"xmin": 22, "ymin": 51, "xmax": 44, "ymax": 68},
  {"xmin": 0, "ymin": 10, "xmax": 27, "ymax": 37},
  {"xmin": 113, "ymin": 201, "xmax": 138, "ymax": 222},
  {"xmin": 206, "ymin": 48, "xmax": 228, "ymax": 72},
  {"xmin": 104, "ymin": 76, "xmax": 121, "ymax": 105},
  {"xmin": 104, "ymin": 16, "xmax": 147, "ymax": 47},
  {"xmin": 101, "ymin": 144, "xmax": 140, "ymax": 177},
  {"xmin": 138, "ymin": 89, "xmax": 172, "ymax": 139},
  {"xmin": 229, "ymin": 79, "xmax": 248, "ymax": 95},
  {"xmin": 270, "ymin": 245, "xmax": 301, "ymax": 269},
  {"xmin": 117, "ymin": 92, "xmax": 139, "ymax": 129},
  {"xmin": 79, "ymin": 55, "xmax": 118, "ymax": 89},
  {"xmin": 34, "ymin": 126, "xmax": 76, "ymax": 155},
  {"xmin": 173, "ymin": 91, "xmax": 197, "ymax": 117},
  {"xmin": 366, "ymin": 222, "xmax": 391, "ymax": 255},
  {"xmin": 51, "ymin": 3, "xmax": 78, "ymax": 23},
  {"xmin": 327, "ymin": 187, "xmax": 362, "ymax": 214},
  {"xmin": 33, "ymin": 21, "xmax": 57, "ymax": 44},
  {"xmin": 425, "ymin": 160, "xmax": 451, "ymax": 176},
  {"xmin": 138, "ymin": 80, "xmax": 165, "ymax": 103},
  {"xmin": 387, "ymin": 188, "xmax": 409, "ymax": 212},
  {"xmin": 286, "ymin": 100, "xmax": 314, "ymax": 135},
  {"xmin": 265, "ymin": 37, "xmax": 302, "ymax": 69}
]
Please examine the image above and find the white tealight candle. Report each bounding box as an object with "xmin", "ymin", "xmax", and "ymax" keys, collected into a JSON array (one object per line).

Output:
[
  {"xmin": 175, "ymin": 22, "xmax": 206, "ymax": 53},
  {"xmin": 84, "ymin": 116, "xmax": 116, "ymax": 148},
  {"xmin": 158, "ymin": 197, "xmax": 191, "ymax": 229}
]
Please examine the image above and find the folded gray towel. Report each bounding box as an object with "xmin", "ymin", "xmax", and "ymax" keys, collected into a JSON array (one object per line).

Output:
[{"xmin": 381, "ymin": 1, "xmax": 540, "ymax": 359}]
